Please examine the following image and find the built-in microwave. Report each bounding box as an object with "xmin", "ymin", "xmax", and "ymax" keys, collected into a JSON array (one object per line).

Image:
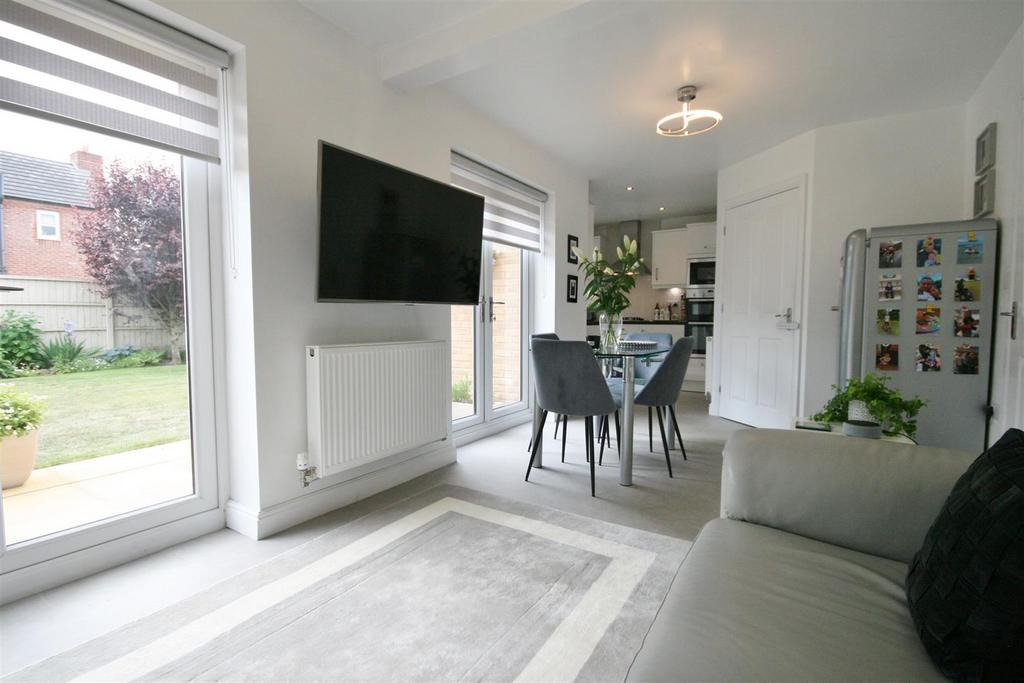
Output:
[{"xmin": 688, "ymin": 258, "xmax": 716, "ymax": 287}]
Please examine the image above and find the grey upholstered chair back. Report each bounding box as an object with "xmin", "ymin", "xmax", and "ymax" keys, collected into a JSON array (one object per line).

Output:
[
  {"xmin": 625, "ymin": 332, "xmax": 673, "ymax": 381},
  {"xmin": 530, "ymin": 332, "xmax": 559, "ymax": 349},
  {"xmin": 531, "ymin": 339, "xmax": 616, "ymax": 417},
  {"xmin": 636, "ymin": 337, "xmax": 694, "ymax": 407}
]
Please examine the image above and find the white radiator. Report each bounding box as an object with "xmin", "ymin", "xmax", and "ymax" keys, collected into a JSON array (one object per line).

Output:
[{"xmin": 306, "ymin": 340, "xmax": 449, "ymax": 478}]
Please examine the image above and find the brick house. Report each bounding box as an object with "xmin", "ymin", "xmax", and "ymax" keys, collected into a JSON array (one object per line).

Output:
[{"xmin": 0, "ymin": 150, "xmax": 101, "ymax": 278}]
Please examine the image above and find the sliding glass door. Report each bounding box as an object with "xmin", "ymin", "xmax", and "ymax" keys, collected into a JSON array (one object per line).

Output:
[{"xmin": 450, "ymin": 240, "xmax": 531, "ymax": 428}]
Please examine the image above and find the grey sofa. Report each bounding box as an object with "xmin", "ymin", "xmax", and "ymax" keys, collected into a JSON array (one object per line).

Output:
[{"xmin": 629, "ymin": 429, "xmax": 976, "ymax": 682}]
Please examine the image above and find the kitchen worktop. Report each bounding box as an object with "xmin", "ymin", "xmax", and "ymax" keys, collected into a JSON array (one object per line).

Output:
[{"xmin": 586, "ymin": 319, "xmax": 686, "ymax": 326}]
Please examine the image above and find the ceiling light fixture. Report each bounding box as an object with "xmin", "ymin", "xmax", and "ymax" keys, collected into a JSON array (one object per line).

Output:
[
  {"xmin": 626, "ymin": 185, "xmax": 634, "ymax": 191},
  {"xmin": 656, "ymin": 85, "xmax": 722, "ymax": 138},
  {"xmin": 659, "ymin": 207, "xmax": 665, "ymax": 211}
]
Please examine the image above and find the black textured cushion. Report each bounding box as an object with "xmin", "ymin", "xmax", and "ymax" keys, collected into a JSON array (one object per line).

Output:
[{"xmin": 906, "ymin": 428, "xmax": 1024, "ymax": 681}]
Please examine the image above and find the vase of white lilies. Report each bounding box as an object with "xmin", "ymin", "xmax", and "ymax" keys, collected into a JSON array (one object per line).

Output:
[{"xmin": 572, "ymin": 235, "xmax": 643, "ymax": 352}]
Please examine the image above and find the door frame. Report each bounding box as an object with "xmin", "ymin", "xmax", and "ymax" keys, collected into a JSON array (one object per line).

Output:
[
  {"xmin": 0, "ymin": 158, "xmax": 223, "ymax": 587},
  {"xmin": 711, "ymin": 175, "xmax": 809, "ymax": 421},
  {"xmin": 452, "ymin": 241, "xmax": 534, "ymax": 445}
]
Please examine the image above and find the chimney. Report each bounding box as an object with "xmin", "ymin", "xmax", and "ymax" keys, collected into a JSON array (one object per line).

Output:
[{"xmin": 70, "ymin": 148, "xmax": 104, "ymax": 187}]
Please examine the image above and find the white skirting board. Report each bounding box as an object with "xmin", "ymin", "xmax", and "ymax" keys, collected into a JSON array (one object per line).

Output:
[{"xmin": 225, "ymin": 441, "xmax": 457, "ymax": 540}]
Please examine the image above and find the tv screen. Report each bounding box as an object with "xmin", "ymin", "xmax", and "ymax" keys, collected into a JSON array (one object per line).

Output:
[{"xmin": 317, "ymin": 142, "xmax": 484, "ymax": 304}]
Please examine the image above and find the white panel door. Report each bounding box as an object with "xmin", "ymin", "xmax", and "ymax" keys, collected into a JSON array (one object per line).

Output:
[{"xmin": 719, "ymin": 187, "xmax": 804, "ymax": 427}]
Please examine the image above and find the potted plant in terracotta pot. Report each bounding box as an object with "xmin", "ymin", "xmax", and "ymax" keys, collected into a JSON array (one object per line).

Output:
[{"xmin": 0, "ymin": 386, "xmax": 44, "ymax": 489}]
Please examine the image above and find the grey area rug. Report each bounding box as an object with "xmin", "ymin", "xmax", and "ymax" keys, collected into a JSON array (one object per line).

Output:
[{"xmin": 7, "ymin": 485, "xmax": 691, "ymax": 683}]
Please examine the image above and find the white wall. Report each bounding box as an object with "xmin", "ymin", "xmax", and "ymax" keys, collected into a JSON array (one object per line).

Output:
[
  {"xmin": 156, "ymin": 1, "xmax": 591, "ymax": 527},
  {"xmin": 965, "ymin": 24, "xmax": 1024, "ymax": 436},
  {"xmin": 714, "ymin": 105, "xmax": 969, "ymax": 419}
]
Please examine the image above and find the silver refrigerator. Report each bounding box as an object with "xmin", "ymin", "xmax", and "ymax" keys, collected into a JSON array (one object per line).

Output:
[{"xmin": 838, "ymin": 218, "xmax": 998, "ymax": 451}]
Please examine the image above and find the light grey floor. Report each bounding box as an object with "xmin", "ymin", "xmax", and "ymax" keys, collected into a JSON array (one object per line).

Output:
[{"xmin": 0, "ymin": 393, "xmax": 745, "ymax": 676}]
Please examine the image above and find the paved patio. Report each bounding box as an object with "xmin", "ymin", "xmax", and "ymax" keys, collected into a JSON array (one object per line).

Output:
[{"xmin": 2, "ymin": 441, "xmax": 193, "ymax": 545}]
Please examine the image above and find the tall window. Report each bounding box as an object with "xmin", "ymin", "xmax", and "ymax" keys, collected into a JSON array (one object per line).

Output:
[{"xmin": 0, "ymin": 0, "xmax": 227, "ymax": 570}]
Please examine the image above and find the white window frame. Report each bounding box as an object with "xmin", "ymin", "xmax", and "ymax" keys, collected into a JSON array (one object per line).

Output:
[{"xmin": 36, "ymin": 210, "xmax": 61, "ymax": 241}]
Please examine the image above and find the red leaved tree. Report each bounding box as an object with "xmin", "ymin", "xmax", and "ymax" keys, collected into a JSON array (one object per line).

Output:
[{"xmin": 76, "ymin": 161, "xmax": 185, "ymax": 363}]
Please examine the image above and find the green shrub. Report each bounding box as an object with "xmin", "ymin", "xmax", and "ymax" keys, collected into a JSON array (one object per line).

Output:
[
  {"xmin": 0, "ymin": 354, "xmax": 15, "ymax": 380},
  {"xmin": 103, "ymin": 345, "xmax": 138, "ymax": 362},
  {"xmin": 108, "ymin": 349, "xmax": 164, "ymax": 369},
  {"xmin": 0, "ymin": 386, "xmax": 44, "ymax": 438},
  {"xmin": 51, "ymin": 358, "xmax": 107, "ymax": 374},
  {"xmin": 451, "ymin": 378, "xmax": 473, "ymax": 404},
  {"xmin": 0, "ymin": 310, "xmax": 47, "ymax": 368},
  {"xmin": 43, "ymin": 335, "xmax": 100, "ymax": 366}
]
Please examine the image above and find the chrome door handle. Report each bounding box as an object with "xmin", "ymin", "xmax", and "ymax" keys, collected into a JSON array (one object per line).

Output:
[
  {"xmin": 999, "ymin": 302, "xmax": 1018, "ymax": 340},
  {"xmin": 489, "ymin": 298, "xmax": 505, "ymax": 322},
  {"xmin": 774, "ymin": 307, "xmax": 793, "ymax": 323}
]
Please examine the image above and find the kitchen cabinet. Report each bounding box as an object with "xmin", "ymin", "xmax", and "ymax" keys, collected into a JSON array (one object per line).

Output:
[
  {"xmin": 686, "ymin": 222, "xmax": 717, "ymax": 256},
  {"xmin": 650, "ymin": 228, "xmax": 687, "ymax": 288}
]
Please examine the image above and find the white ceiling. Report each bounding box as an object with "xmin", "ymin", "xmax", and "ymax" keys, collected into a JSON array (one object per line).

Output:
[{"xmin": 301, "ymin": 1, "xmax": 1023, "ymax": 223}]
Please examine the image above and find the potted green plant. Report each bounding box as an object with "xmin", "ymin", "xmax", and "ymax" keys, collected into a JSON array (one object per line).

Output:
[
  {"xmin": 812, "ymin": 374, "xmax": 926, "ymax": 440},
  {"xmin": 0, "ymin": 387, "xmax": 44, "ymax": 489},
  {"xmin": 573, "ymin": 235, "xmax": 643, "ymax": 350}
]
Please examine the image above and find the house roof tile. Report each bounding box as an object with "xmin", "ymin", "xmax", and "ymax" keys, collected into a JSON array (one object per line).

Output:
[{"xmin": 0, "ymin": 151, "xmax": 94, "ymax": 208}]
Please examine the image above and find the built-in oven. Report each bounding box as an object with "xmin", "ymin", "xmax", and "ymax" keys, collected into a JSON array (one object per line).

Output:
[
  {"xmin": 685, "ymin": 323, "xmax": 711, "ymax": 356},
  {"xmin": 685, "ymin": 293, "xmax": 715, "ymax": 324},
  {"xmin": 687, "ymin": 258, "xmax": 716, "ymax": 287}
]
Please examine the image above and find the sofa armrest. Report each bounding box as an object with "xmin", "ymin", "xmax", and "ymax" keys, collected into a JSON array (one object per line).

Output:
[{"xmin": 721, "ymin": 429, "xmax": 975, "ymax": 563}]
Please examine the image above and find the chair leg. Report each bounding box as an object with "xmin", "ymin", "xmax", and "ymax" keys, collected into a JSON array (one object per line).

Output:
[
  {"xmin": 599, "ymin": 414, "xmax": 609, "ymax": 466},
  {"xmin": 655, "ymin": 405, "xmax": 673, "ymax": 478},
  {"xmin": 586, "ymin": 416, "xmax": 596, "ymax": 497},
  {"xmin": 525, "ymin": 410, "xmax": 548, "ymax": 482},
  {"xmin": 648, "ymin": 407, "xmax": 653, "ymax": 452},
  {"xmin": 553, "ymin": 413, "xmax": 560, "ymax": 440},
  {"xmin": 614, "ymin": 410, "xmax": 621, "ymax": 458},
  {"xmin": 669, "ymin": 406, "xmax": 687, "ymax": 461},
  {"xmin": 561, "ymin": 414, "xmax": 568, "ymax": 463}
]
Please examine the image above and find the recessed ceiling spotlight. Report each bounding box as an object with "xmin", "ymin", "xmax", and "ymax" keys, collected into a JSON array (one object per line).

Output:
[
  {"xmin": 626, "ymin": 185, "xmax": 634, "ymax": 191},
  {"xmin": 659, "ymin": 206, "xmax": 665, "ymax": 211},
  {"xmin": 657, "ymin": 85, "xmax": 722, "ymax": 138}
]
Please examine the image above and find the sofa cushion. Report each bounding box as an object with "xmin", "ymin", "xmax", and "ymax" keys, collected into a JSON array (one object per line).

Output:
[
  {"xmin": 627, "ymin": 519, "xmax": 944, "ymax": 682},
  {"xmin": 905, "ymin": 428, "xmax": 1024, "ymax": 681}
]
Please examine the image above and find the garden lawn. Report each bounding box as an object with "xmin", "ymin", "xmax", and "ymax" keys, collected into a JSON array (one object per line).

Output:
[{"xmin": 8, "ymin": 365, "xmax": 189, "ymax": 468}]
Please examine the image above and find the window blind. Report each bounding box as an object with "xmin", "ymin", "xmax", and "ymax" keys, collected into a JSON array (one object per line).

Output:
[
  {"xmin": 451, "ymin": 152, "xmax": 547, "ymax": 252},
  {"xmin": 0, "ymin": 0, "xmax": 227, "ymax": 161}
]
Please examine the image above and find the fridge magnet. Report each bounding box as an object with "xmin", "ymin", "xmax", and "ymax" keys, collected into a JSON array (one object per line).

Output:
[
  {"xmin": 956, "ymin": 233, "xmax": 984, "ymax": 264},
  {"xmin": 953, "ymin": 344, "xmax": 980, "ymax": 375},
  {"xmin": 876, "ymin": 309, "xmax": 900, "ymax": 335},
  {"xmin": 567, "ymin": 235, "xmax": 579, "ymax": 264},
  {"xmin": 915, "ymin": 307, "xmax": 941, "ymax": 335},
  {"xmin": 879, "ymin": 240, "xmax": 902, "ymax": 268},
  {"xmin": 953, "ymin": 307, "xmax": 981, "ymax": 338},
  {"xmin": 954, "ymin": 270, "xmax": 981, "ymax": 302},
  {"xmin": 878, "ymin": 273, "xmax": 902, "ymax": 301},
  {"xmin": 875, "ymin": 343, "xmax": 899, "ymax": 371},
  {"xmin": 915, "ymin": 344, "xmax": 942, "ymax": 372},
  {"xmin": 566, "ymin": 274, "xmax": 578, "ymax": 303},
  {"xmin": 916, "ymin": 273, "xmax": 942, "ymax": 302},
  {"xmin": 916, "ymin": 236, "xmax": 941, "ymax": 267}
]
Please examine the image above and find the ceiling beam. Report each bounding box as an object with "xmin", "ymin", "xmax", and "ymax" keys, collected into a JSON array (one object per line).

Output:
[{"xmin": 379, "ymin": 0, "xmax": 628, "ymax": 90}]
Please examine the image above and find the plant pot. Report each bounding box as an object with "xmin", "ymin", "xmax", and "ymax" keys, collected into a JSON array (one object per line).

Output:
[
  {"xmin": 598, "ymin": 312, "xmax": 623, "ymax": 352},
  {"xmin": 1, "ymin": 429, "xmax": 39, "ymax": 489},
  {"xmin": 847, "ymin": 400, "xmax": 874, "ymax": 422}
]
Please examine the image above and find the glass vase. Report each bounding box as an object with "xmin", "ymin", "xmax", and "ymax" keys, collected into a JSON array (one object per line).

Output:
[{"xmin": 598, "ymin": 312, "xmax": 623, "ymax": 352}]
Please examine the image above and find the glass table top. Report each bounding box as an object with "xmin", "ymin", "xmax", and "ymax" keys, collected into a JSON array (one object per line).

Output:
[{"xmin": 593, "ymin": 347, "xmax": 668, "ymax": 359}]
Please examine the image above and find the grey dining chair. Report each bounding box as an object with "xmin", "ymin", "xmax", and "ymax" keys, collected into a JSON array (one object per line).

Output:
[
  {"xmin": 607, "ymin": 337, "xmax": 694, "ymax": 477},
  {"xmin": 526, "ymin": 333, "xmax": 568, "ymax": 459},
  {"xmin": 528, "ymin": 339, "xmax": 617, "ymax": 496},
  {"xmin": 599, "ymin": 331, "xmax": 673, "ymax": 453}
]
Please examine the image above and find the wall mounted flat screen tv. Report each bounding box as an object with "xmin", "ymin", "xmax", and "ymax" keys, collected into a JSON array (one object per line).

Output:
[{"xmin": 317, "ymin": 141, "xmax": 484, "ymax": 304}]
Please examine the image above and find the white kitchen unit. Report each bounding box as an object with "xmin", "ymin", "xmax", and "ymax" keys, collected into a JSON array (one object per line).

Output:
[
  {"xmin": 686, "ymin": 222, "xmax": 717, "ymax": 256},
  {"xmin": 650, "ymin": 228, "xmax": 687, "ymax": 288},
  {"xmin": 585, "ymin": 322, "xmax": 705, "ymax": 392}
]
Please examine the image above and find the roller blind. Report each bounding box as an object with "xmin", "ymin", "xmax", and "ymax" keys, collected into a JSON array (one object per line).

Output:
[
  {"xmin": 0, "ymin": 0, "xmax": 227, "ymax": 161},
  {"xmin": 451, "ymin": 152, "xmax": 547, "ymax": 252}
]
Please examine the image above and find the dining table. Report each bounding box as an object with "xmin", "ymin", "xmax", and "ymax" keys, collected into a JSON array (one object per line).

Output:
[{"xmin": 531, "ymin": 344, "xmax": 669, "ymax": 486}]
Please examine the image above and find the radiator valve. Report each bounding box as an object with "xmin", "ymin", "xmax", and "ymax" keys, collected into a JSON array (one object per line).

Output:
[{"xmin": 297, "ymin": 452, "xmax": 317, "ymax": 487}]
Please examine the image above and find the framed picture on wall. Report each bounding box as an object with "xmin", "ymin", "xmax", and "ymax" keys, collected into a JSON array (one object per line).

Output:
[
  {"xmin": 567, "ymin": 234, "xmax": 579, "ymax": 264},
  {"xmin": 973, "ymin": 169, "xmax": 995, "ymax": 218},
  {"xmin": 975, "ymin": 122, "xmax": 997, "ymax": 175},
  {"xmin": 566, "ymin": 274, "xmax": 578, "ymax": 303}
]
